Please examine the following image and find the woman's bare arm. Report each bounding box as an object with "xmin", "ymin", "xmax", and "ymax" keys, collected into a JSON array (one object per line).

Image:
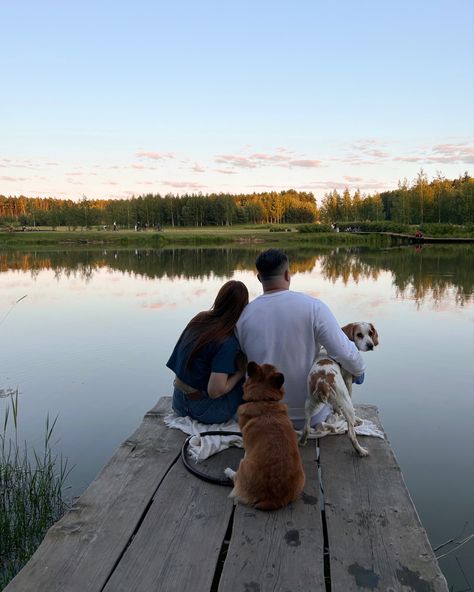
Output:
[{"xmin": 207, "ymin": 369, "xmax": 245, "ymax": 399}]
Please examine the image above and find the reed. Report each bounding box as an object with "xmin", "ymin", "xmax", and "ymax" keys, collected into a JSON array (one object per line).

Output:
[{"xmin": 0, "ymin": 390, "xmax": 71, "ymax": 588}]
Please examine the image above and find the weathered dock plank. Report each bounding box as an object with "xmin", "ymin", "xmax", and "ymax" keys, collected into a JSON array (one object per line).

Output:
[
  {"xmin": 319, "ymin": 404, "xmax": 448, "ymax": 591},
  {"xmin": 4, "ymin": 398, "xmax": 186, "ymax": 592},
  {"xmin": 102, "ymin": 449, "xmax": 235, "ymax": 592},
  {"xmin": 218, "ymin": 443, "xmax": 325, "ymax": 592}
]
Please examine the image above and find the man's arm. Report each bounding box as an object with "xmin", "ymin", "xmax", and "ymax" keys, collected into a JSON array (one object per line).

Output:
[{"xmin": 314, "ymin": 301, "xmax": 366, "ymax": 377}]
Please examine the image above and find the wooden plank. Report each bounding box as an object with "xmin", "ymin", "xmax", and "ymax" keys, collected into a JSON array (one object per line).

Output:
[
  {"xmin": 102, "ymin": 442, "xmax": 236, "ymax": 592},
  {"xmin": 319, "ymin": 404, "xmax": 448, "ymax": 592},
  {"xmin": 218, "ymin": 442, "xmax": 325, "ymax": 592},
  {"xmin": 5, "ymin": 397, "xmax": 185, "ymax": 592}
]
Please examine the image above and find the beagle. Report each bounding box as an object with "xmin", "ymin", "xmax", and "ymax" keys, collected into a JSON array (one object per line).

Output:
[{"xmin": 299, "ymin": 322, "xmax": 379, "ymax": 456}]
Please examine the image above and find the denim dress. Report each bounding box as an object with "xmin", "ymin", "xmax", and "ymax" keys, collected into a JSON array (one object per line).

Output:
[{"xmin": 167, "ymin": 332, "xmax": 244, "ymax": 424}]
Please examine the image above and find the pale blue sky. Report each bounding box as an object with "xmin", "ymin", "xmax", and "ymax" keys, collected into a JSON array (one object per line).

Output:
[{"xmin": 1, "ymin": 0, "xmax": 473, "ymax": 201}]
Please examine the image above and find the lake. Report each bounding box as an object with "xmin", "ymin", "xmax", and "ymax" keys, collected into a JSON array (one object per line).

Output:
[{"xmin": 1, "ymin": 244, "xmax": 473, "ymax": 589}]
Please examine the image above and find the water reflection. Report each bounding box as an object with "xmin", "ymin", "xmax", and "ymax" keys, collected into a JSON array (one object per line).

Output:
[{"xmin": 2, "ymin": 245, "xmax": 472, "ymax": 306}]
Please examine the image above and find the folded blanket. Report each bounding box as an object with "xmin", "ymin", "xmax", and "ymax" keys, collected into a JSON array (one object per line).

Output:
[{"xmin": 164, "ymin": 411, "xmax": 384, "ymax": 463}]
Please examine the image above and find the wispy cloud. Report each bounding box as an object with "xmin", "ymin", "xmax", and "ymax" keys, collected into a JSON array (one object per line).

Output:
[
  {"xmin": 215, "ymin": 149, "xmax": 322, "ymax": 170},
  {"xmin": 164, "ymin": 180, "xmax": 206, "ymax": 189},
  {"xmin": 394, "ymin": 142, "xmax": 473, "ymax": 164},
  {"xmin": 301, "ymin": 178, "xmax": 389, "ymax": 192},
  {"xmin": 128, "ymin": 163, "xmax": 157, "ymax": 170},
  {"xmin": 289, "ymin": 159, "xmax": 322, "ymax": 168},
  {"xmin": 335, "ymin": 139, "xmax": 391, "ymax": 165},
  {"xmin": 192, "ymin": 163, "xmax": 206, "ymax": 173},
  {"xmin": 136, "ymin": 151, "xmax": 175, "ymax": 161},
  {"xmin": 214, "ymin": 168, "xmax": 238, "ymax": 175},
  {"xmin": 1, "ymin": 175, "xmax": 31, "ymax": 182}
]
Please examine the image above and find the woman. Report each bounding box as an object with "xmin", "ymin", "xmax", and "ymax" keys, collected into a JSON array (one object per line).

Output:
[{"xmin": 167, "ymin": 280, "xmax": 249, "ymax": 424}]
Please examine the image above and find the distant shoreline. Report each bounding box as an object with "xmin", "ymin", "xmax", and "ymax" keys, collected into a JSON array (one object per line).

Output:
[{"xmin": 0, "ymin": 225, "xmax": 472, "ymax": 250}]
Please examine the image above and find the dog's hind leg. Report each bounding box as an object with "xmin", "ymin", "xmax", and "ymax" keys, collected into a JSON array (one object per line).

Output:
[
  {"xmin": 224, "ymin": 467, "xmax": 236, "ymax": 481},
  {"xmin": 346, "ymin": 422, "xmax": 369, "ymax": 456},
  {"xmin": 338, "ymin": 398, "xmax": 369, "ymax": 457},
  {"xmin": 299, "ymin": 398, "xmax": 325, "ymax": 445}
]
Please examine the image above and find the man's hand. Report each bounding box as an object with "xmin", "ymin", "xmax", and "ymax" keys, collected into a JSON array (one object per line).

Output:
[{"xmin": 352, "ymin": 373, "xmax": 365, "ymax": 385}]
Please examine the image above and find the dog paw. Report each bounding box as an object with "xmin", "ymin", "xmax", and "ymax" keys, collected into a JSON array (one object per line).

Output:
[
  {"xmin": 224, "ymin": 467, "xmax": 236, "ymax": 481},
  {"xmin": 358, "ymin": 447, "xmax": 369, "ymax": 457},
  {"xmin": 354, "ymin": 416, "xmax": 363, "ymax": 426}
]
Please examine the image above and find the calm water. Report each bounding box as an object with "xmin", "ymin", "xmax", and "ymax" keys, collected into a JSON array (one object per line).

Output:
[{"xmin": 1, "ymin": 244, "xmax": 473, "ymax": 588}]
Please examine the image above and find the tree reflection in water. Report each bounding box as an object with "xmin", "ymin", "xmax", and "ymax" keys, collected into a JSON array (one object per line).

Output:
[{"xmin": 1, "ymin": 245, "xmax": 472, "ymax": 307}]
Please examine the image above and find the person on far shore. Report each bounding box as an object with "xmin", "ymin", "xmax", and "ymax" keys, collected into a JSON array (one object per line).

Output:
[
  {"xmin": 167, "ymin": 280, "xmax": 249, "ymax": 424},
  {"xmin": 236, "ymin": 249, "xmax": 366, "ymax": 430}
]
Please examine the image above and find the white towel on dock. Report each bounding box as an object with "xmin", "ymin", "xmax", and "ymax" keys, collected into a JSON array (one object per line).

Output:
[
  {"xmin": 164, "ymin": 413, "xmax": 243, "ymax": 462},
  {"xmin": 299, "ymin": 412, "xmax": 385, "ymax": 440},
  {"xmin": 164, "ymin": 411, "xmax": 384, "ymax": 463}
]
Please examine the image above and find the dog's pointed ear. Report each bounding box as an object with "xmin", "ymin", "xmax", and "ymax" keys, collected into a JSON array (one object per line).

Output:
[
  {"xmin": 246, "ymin": 361, "xmax": 261, "ymax": 379},
  {"xmin": 269, "ymin": 371, "xmax": 285, "ymax": 390},
  {"xmin": 341, "ymin": 323, "xmax": 355, "ymax": 342},
  {"xmin": 369, "ymin": 323, "xmax": 379, "ymax": 346}
]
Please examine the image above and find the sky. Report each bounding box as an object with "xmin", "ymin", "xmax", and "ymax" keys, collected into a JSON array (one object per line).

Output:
[{"xmin": 1, "ymin": 0, "xmax": 473, "ymax": 203}]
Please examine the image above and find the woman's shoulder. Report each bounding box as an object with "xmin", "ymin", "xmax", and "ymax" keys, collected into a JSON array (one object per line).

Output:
[{"xmin": 218, "ymin": 333, "xmax": 240, "ymax": 350}]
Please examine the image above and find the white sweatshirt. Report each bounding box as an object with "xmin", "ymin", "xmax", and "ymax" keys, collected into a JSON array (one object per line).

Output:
[{"xmin": 235, "ymin": 290, "xmax": 366, "ymax": 422}]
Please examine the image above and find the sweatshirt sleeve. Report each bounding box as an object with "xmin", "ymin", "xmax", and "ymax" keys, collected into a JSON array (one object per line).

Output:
[{"xmin": 314, "ymin": 300, "xmax": 366, "ymax": 376}]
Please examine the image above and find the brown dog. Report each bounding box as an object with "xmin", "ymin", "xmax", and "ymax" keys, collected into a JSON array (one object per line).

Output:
[{"xmin": 224, "ymin": 362, "xmax": 305, "ymax": 510}]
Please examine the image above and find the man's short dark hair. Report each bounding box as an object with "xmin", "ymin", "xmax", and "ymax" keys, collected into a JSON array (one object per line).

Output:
[{"xmin": 255, "ymin": 249, "xmax": 289, "ymax": 281}]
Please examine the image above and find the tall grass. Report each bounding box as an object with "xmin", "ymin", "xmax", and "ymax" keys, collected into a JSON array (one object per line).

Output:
[{"xmin": 0, "ymin": 390, "xmax": 71, "ymax": 588}]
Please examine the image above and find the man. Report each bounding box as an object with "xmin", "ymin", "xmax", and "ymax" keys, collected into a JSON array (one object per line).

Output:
[{"xmin": 235, "ymin": 248, "xmax": 365, "ymax": 429}]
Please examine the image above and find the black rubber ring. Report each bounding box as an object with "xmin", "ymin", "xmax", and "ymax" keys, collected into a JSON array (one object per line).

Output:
[{"xmin": 181, "ymin": 430, "xmax": 242, "ymax": 486}]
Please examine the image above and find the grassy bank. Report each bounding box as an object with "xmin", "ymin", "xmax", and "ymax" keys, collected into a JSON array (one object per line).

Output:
[
  {"xmin": 0, "ymin": 392, "xmax": 70, "ymax": 588},
  {"xmin": 0, "ymin": 224, "xmax": 388, "ymax": 249},
  {"xmin": 1, "ymin": 222, "xmax": 472, "ymax": 250}
]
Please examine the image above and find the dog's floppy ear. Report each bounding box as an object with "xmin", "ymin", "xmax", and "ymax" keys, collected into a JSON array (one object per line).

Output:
[
  {"xmin": 369, "ymin": 323, "xmax": 379, "ymax": 346},
  {"xmin": 246, "ymin": 361, "xmax": 261, "ymax": 379},
  {"xmin": 269, "ymin": 371, "xmax": 284, "ymax": 391},
  {"xmin": 341, "ymin": 323, "xmax": 355, "ymax": 342}
]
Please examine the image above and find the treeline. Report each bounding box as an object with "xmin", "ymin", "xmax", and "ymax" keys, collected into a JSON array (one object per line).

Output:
[
  {"xmin": 0, "ymin": 190, "xmax": 317, "ymax": 229},
  {"xmin": 0, "ymin": 171, "xmax": 472, "ymax": 228},
  {"xmin": 320, "ymin": 171, "xmax": 473, "ymax": 225}
]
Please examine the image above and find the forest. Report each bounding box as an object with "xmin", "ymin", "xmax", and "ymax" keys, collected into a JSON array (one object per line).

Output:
[{"xmin": 0, "ymin": 171, "xmax": 472, "ymax": 229}]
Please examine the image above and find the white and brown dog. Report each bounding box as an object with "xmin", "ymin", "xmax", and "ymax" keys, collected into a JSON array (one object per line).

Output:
[{"xmin": 299, "ymin": 322, "xmax": 379, "ymax": 456}]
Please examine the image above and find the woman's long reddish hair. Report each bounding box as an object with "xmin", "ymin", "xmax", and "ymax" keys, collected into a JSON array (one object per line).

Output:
[{"xmin": 182, "ymin": 280, "xmax": 249, "ymax": 369}]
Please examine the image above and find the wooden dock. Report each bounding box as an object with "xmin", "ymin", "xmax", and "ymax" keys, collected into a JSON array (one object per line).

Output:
[{"xmin": 4, "ymin": 397, "xmax": 448, "ymax": 592}]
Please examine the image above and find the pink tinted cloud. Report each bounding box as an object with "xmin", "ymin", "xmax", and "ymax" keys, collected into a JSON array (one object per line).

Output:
[
  {"xmin": 301, "ymin": 178, "xmax": 389, "ymax": 192},
  {"xmin": 289, "ymin": 159, "xmax": 322, "ymax": 168},
  {"xmin": 164, "ymin": 180, "xmax": 206, "ymax": 189},
  {"xmin": 214, "ymin": 168, "xmax": 238, "ymax": 175},
  {"xmin": 395, "ymin": 142, "xmax": 474, "ymax": 164},
  {"xmin": 192, "ymin": 163, "xmax": 206, "ymax": 173},
  {"xmin": 136, "ymin": 151, "xmax": 175, "ymax": 161},
  {"xmin": 343, "ymin": 175, "xmax": 364, "ymax": 182},
  {"xmin": 215, "ymin": 149, "xmax": 322, "ymax": 169},
  {"xmin": 215, "ymin": 155, "xmax": 257, "ymax": 169},
  {"xmin": 1, "ymin": 175, "xmax": 31, "ymax": 182}
]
